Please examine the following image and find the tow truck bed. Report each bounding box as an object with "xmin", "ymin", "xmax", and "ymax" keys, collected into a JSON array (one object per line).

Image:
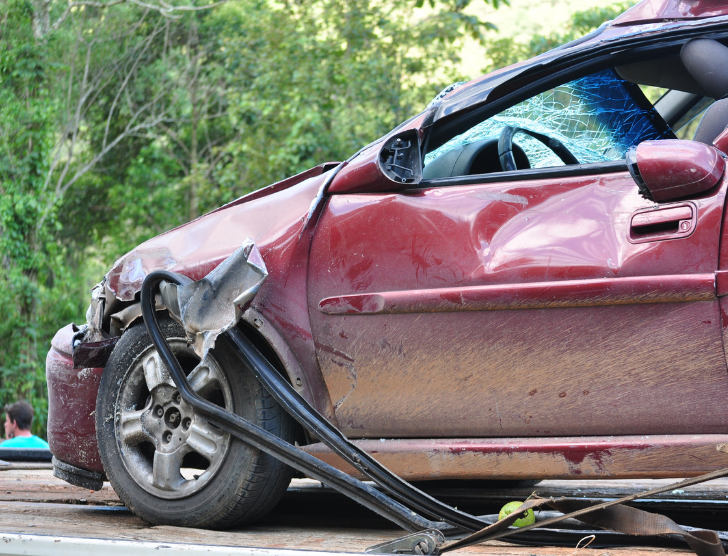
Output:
[{"xmin": 0, "ymin": 469, "xmax": 726, "ymax": 556}]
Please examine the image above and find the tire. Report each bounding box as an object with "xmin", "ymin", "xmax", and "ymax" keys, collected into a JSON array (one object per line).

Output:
[{"xmin": 96, "ymin": 317, "xmax": 295, "ymax": 529}]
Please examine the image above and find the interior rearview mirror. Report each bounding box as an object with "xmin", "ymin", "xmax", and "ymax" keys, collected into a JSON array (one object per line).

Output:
[{"xmin": 626, "ymin": 139, "xmax": 725, "ymax": 202}]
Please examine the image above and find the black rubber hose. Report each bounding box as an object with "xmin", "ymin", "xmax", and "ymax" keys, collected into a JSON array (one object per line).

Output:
[
  {"xmin": 224, "ymin": 327, "xmax": 487, "ymax": 532},
  {"xmin": 140, "ymin": 270, "xmax": 439, "ymax": 533}
]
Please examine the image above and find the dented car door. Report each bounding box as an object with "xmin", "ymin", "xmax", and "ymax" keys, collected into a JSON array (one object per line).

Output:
[
  {"xmin": 307, "ymin": 69, "xmax": 728, "ymax": 440},
  {"xmin": 308, "ymin": 170, "xmax": 728, "ymax": 438}
]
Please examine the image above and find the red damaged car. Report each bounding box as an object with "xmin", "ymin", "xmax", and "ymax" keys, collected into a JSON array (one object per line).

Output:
[{"xmin": 47, "ymin": 0, "xmax": 728, "ymax": 531}]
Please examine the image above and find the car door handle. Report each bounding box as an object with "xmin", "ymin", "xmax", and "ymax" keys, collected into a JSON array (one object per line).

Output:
[{"xmin": 629, "ymin": 204, "xmax": 695, "ymax": 243}]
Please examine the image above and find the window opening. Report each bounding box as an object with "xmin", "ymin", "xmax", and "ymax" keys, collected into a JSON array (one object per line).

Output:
[
  {"xmin": 639, "ymin": 85, "xmax": 668, "ymax": 105},
  {"xmin": 425, "ymin": 68, "xmax": 675, "ymax": 173},
  {"xmin": 673, "ymin": 97, "xmax": 714, "ymax": 140}
]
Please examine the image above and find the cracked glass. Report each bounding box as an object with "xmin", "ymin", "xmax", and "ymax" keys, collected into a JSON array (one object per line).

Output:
[{"xmin": 425, "ymin": 68, "xmax": 675, "ymax": 171}]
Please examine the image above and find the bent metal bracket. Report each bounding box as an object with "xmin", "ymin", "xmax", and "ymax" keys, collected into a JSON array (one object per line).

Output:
[{"xmin": 140, "ymin": 240, "xmax": 728, "ymax": 556}]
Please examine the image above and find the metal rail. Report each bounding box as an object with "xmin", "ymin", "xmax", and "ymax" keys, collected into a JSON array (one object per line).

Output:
[
  {"xmin": 140, "ymin": 270, "xmax": 728, "ymax": 556},
  {"xmin": 223, "ymin": 328, "xmax": 486, "ymax": 531},
  {"xmin": 140, "ymin": 271, "xmax": 448, "ymax": 535}
]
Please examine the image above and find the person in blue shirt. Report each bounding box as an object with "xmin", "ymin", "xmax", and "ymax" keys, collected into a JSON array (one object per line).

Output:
[{"xmin": 3, "ymin": 401, "xmax": 49, "ymax": 449}]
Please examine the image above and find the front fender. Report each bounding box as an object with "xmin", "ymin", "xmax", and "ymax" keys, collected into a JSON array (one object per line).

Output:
[{"xmin": 102, "ymin": 168, "xmax": 336, "ymax": 420}]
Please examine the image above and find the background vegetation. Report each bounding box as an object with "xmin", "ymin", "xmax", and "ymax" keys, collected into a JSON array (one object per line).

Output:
[{"xmin": 0, "ymin": 0, "xmax": 630, "ymax": 437}]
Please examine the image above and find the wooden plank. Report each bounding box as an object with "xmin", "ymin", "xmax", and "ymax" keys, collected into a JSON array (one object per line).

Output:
[
  {"xmin": 0, "ymin": 471, "xmax": 725, "ymax": 554},
  {"xmin": 0, "ymin": 502, "xmax": 706, "ymax": 556}
]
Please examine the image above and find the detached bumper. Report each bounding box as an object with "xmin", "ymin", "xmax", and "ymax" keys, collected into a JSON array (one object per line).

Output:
[{"xmin": 46, "ymin": 324, "xmax": 105, "ymax": 475}]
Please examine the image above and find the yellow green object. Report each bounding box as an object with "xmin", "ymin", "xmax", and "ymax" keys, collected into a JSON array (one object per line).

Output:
[{"xmin": 498, "ymin": 501, "xmax": 536, "ymax": 527}]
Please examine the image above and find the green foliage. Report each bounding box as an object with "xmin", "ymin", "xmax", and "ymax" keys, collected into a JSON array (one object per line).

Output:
[
  {"xmin": 481, "ymin": 2, "xmax": 634, "ymax": 74},
  {"xmin": 0, "ymin": 0, "xmax": 84, "ymax": 436},
  {"xmin": 71, "ymin": 0, "xmax": 479, "ymax": 264},
  {"xmin": 0, "ymin": 0, "xmax": 493, "ymax": 438},
  {"xmin": 415, "ymin": 0, "xmax": 509, "ymax": 43}
]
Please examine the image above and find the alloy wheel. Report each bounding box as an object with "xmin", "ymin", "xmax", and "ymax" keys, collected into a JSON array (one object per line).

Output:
[{"xmin": 115, "ymin": 342, "xmax": 233, "ymax": 499}]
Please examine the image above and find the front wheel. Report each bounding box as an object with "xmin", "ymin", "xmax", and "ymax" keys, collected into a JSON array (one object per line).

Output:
[{"xmin": 96, "ymin": 317, "xmax": 295, "ymax": 528}]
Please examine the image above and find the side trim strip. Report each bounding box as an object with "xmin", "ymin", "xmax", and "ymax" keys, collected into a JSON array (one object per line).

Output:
[{"xmin": 319, "ymin": 274, "xmax": 716, "ymax": 315}]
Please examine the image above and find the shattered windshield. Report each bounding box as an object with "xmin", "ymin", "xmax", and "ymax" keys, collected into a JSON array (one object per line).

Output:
[{"xmin": 425, "ymin": 68, "xmax": 675, "ymax": 169}]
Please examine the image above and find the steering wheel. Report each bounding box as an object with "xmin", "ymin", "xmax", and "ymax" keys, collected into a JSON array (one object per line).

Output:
[{"xmin": 498, "ymin": 126, "xmax": 579, "ymax": 172}]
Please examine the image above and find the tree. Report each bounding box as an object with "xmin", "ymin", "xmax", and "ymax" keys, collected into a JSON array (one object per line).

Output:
[
  {"xmin": 481, "ymin": 2, "xmax": 634, "ymax": 74},
  {"xmin": 75, "ymin": 0, "xmax": 502, "ymax": 260},
  {"xmin": 1, "ymin": 0, "xmax": 508, "ymax": 436},
  {"xmin": 0, "ymin": 0, "xmax": 231, "ymax": 435},
  {"xmin": 1, "ymin": 0, "xmax": 59, "ymax": 432}
]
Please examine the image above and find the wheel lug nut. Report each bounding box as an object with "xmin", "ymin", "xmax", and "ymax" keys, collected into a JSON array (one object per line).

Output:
[
  {"xmin": 156, "ymin": 407, "xmax": 164, "ymax": 417},
  {"xmin": 173, "ymin": 392, "xmax": 181, "ymax": 404},
  {"xmin": 163, "ymin": 431, "xmax": 172, "ymax": 443}
]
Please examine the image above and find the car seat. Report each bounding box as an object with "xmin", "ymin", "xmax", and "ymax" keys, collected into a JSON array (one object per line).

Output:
[{"xmin": 681, "ymin": 39, "xmax": 728, "ymax": 144}]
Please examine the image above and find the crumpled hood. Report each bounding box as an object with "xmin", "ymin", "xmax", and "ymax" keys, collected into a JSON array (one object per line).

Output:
[{"xmin": 106, "ymin": 167, "xmax": 330, "ymax": 302}]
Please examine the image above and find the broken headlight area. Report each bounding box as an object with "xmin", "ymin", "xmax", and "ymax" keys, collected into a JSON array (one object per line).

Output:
[
  {"xmin": 72, "ymin": 283, "xmax": 118, "ymax": 369},
  {"xmin": 71, "ymin": 239, "xmax": 266, "ymax": 370}
]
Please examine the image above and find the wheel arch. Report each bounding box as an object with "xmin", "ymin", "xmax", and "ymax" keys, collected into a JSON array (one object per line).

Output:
[
  {"xmin": 111, "ymin": 303, "xmax": 303, "ymax": 399},
  {"xmin": 238, "ymin": 308, "xmax": 335, "ymax": 439},
  {"xmin": 109, "ymin": 301, "xmax": 315, "ymax": 446}
]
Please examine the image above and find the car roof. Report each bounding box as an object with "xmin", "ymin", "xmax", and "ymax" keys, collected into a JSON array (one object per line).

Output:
[
  {"xmin": 613, "ymin": 0, "xmax": 728, "ymax": 25},
  {"xmin": 430, "ymin": 0, "xmax": 728, "ymax": 123}
]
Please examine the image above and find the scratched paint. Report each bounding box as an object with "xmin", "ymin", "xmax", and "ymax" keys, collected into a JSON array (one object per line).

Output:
[
  {"xmin": 309, "ymin": 171, "xmax": 728, "ymax": 438},
  {"xmin": 47, "ymin": 325, "xmax": 105, "ymax": 472},
  {"xmin": 301, "ymin": 435, "xmax": 728, "ymax": 480},
  {"xmin": 47, "ymin": 171, "xmax": 341, "ymax": 474},
  {"xmin": 318, "ymin": 274, "xmax": 717, "ymax": 315}
]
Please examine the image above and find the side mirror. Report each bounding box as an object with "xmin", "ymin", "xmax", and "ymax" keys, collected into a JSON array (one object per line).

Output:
[
  {"xmin": 378, "ymin": 130, "xmax": 422, "ymax": 185},
  {"xmin": 627, "ymin": 140, "xmax": 724, "ymax": 202},
  {"xmin": 329, "ymin": 130, "xmax": 422, "ymax": 194}
]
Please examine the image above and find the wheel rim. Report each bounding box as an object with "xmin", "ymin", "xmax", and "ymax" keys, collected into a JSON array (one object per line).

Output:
[{"xmin": 115, "ymin": 340, "xmax": 233, "ymax": 499}]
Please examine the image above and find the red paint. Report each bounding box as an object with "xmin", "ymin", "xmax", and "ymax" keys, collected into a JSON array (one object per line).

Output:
[
  {"xmin": 105, "ymin": 169, "xmax": 329, "ymax": 300},
  {"xmin": 47, "ymin": 170, "xmax": 340, "ymax": 471},
  {"xmin": 635, "ymin": 140, "xmax": 725, "ymax": 202},
  {"xmin": 46, "ymin": 325, "xmax": 104, "ymax": 473},
  {"xmin": 309, "ymin": 171, "xmax": 728, "ymax": 437},
  {"xmin": 714, "ymin": 126, "xmax": 728, "ymax": 155},
  {"xmin": 319, "ymin": 274, "xmax": 716, "ymax": 315},
  {"xmin": 613, "ymin": 0, "xmax": 728, "ymax": 25},
  {"xmin": 328, "ymin": 145, "xmax": 392, "ymax": 195},
  {"xmin": 208, "ymin": 162, "xmax": 338, "ymax": 215}
]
